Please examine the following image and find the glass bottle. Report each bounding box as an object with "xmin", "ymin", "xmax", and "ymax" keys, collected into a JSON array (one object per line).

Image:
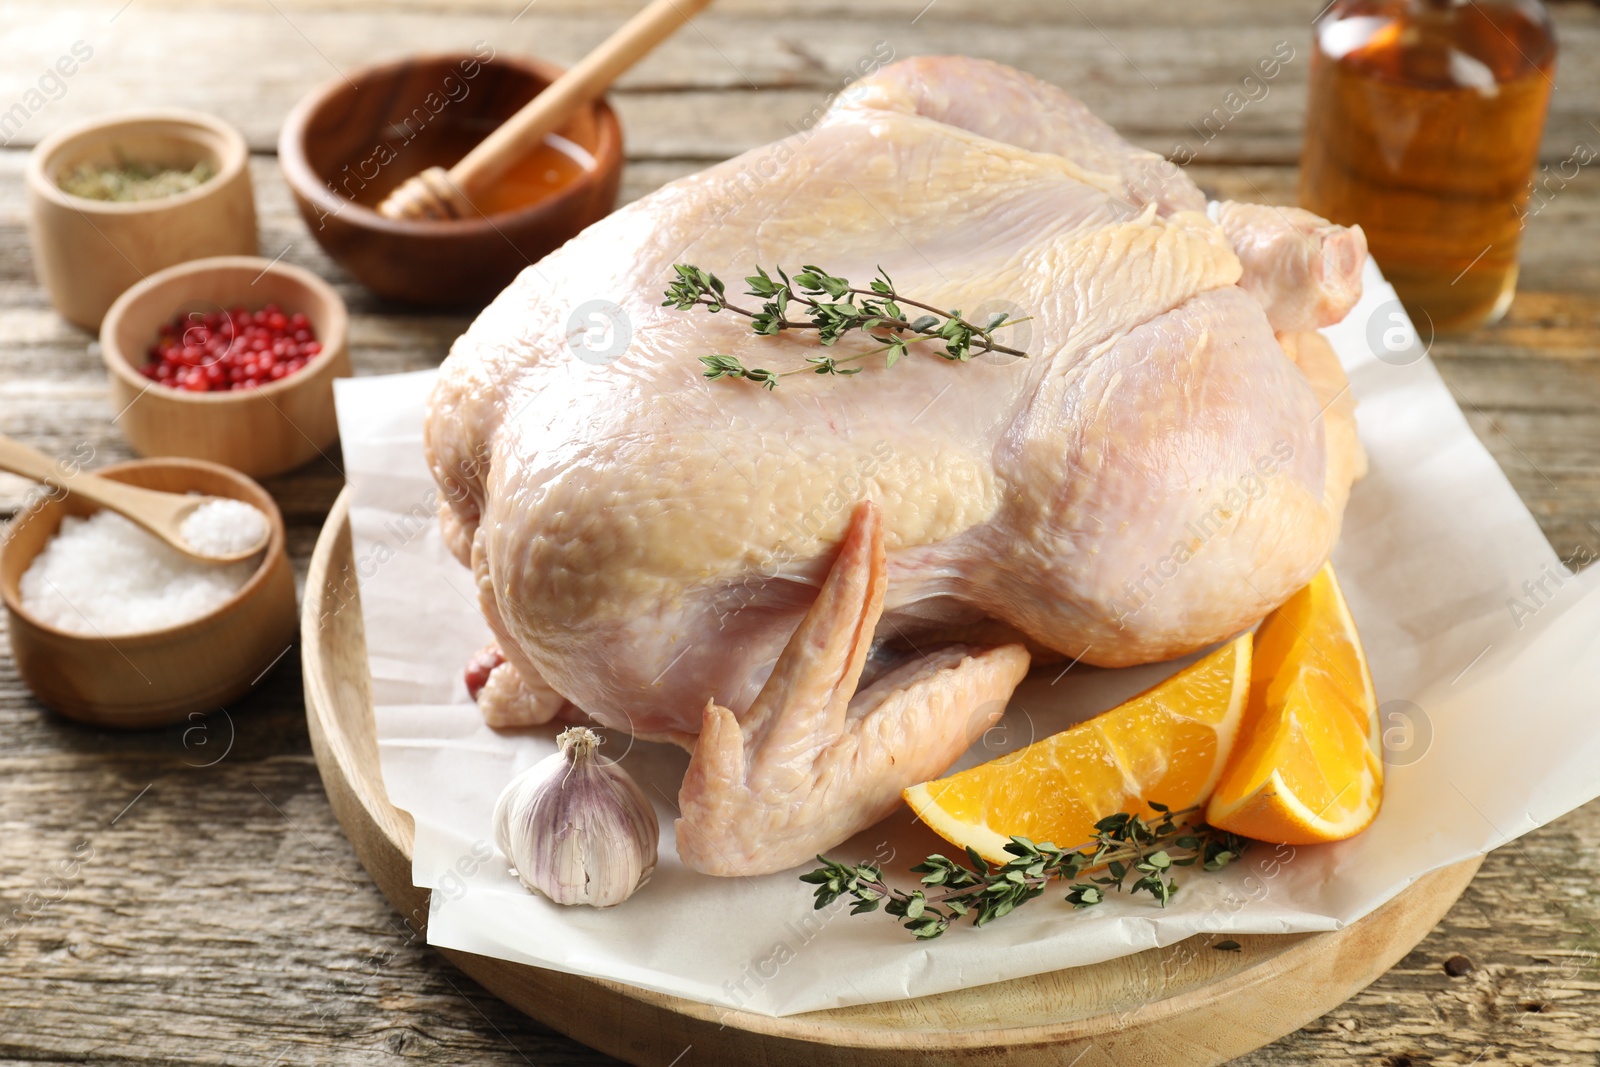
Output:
[{"xmin": 1298, "ymin": 0, "xmax": 1557, "ymax": 334}]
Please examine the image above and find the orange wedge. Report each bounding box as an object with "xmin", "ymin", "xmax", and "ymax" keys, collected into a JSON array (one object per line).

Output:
[
  {"xmin": 1205, "ymin": 564, "xmax": 1383, "ymax": 844},
  {"xmin": 904, "ymin": 633, "xmax": 1252, "ymax": 864}
]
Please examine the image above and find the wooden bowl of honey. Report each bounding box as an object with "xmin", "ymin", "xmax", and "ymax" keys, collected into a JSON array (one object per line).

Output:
[
  {"xmin": 0, "ymin": 457, "xmax": 297, "ymax": 729},
  {"xmin": 279, "ymin": 51, "xmax": 624, "ymax": 307}
]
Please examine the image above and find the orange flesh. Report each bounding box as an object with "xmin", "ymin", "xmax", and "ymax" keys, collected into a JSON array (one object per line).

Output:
[
  {"xmin": 905, "ymin": 634, "xmax": 1251, "ymax": 863},
  {"xmin": 1206, "ymin": 564, "xmax": 1383, "ymax": 844}
]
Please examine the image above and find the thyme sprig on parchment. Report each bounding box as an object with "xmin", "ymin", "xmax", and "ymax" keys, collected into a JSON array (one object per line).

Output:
[
  {"xmin": 662, "ymin": 263, "xmax": 1029, "ymax": 389},
  {"xmin": 800, "ymin": 805, "xmax": 1247, "ymax": 940}
]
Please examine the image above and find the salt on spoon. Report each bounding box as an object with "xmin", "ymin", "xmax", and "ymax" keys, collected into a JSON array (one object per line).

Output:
[
  {"xmin": 0, "ymin": 433, "xmax": 269, "ymax": 563},
  {"xmin": 179, "ymin": 498, "xmax": 269, "ymax": 557}
]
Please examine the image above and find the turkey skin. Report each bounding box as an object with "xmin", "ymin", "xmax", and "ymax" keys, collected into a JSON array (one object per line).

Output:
[{"xmin": 426, "ymin": 56, "xmax": 1368, "ymax": 876}]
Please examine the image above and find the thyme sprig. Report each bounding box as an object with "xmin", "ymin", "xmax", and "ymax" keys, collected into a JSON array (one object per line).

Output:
[
  {"xmin": 662, "ymin": 263, "xmax": 1029, "ymax": 389},
  {"xmin": 800, "ymin": 805, "xmax": 1247, "ymax": 940}
]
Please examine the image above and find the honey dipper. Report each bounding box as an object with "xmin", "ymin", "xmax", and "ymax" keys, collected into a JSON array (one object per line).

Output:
[{"xmin": 378, "ymin": 0, "xmax": 714, "ymax": 221}]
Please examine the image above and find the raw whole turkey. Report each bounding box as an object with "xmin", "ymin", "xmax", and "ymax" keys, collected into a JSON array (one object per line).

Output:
[{"xmin": 425, "ymin": 56, "xmax": 1369, "ymax": 877}]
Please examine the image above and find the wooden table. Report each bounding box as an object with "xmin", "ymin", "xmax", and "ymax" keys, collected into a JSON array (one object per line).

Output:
[{"xmin": 3, "ymin": 1, "xmax": 1598, "ymax": 1063}]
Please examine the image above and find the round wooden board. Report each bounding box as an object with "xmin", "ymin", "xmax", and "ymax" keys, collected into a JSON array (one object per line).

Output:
[{"xmin": 303, "ymin": 489, "xmax": 1481, "ymax": 1067}]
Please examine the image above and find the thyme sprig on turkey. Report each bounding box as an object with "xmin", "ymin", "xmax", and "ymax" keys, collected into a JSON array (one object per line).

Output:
[
  {"xmin": 800, "ymin": 805, "xmax": 1247, "ymax": 940},
  {"xmin": 662, "ymin": 263, "xmax": 1029, "ymax": 389}
]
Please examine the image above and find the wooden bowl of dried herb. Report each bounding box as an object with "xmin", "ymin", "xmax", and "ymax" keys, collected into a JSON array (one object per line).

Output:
[{"xmin": 26, "ymin": 109, "xmax": 258, "ymax": 330}]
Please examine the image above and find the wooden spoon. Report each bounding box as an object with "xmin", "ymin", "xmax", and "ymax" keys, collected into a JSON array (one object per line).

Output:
[
  {"xmin": 378, "ymin": 0, "xmax": 714, "ymax": 220},
  {"xmin": 0, "ymin": 435, "xmax": 268, "ymax": 564}
]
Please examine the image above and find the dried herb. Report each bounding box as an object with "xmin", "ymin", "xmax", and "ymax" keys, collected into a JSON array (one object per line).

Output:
[
  {"xmin": 59, "ymin": 159, "xmax": 215, "ymax": 202},
  {"xmin": 662, "ymin": 263, "xmax": 1028, "ymax": 389},
  {"xmin": 800, "ymin": 804, "xmax": 1247, "ymax": 940}
]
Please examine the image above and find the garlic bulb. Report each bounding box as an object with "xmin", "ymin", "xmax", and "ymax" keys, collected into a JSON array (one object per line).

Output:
[{"xmin": 493, "ymin": 726, "xmax": 659, "ymax": 907}]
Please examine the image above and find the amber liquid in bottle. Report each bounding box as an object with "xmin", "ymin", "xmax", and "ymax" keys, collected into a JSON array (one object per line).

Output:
[{"xmin": 1298, "ymin": 0, "xmax": 1556, "ymax": 333}]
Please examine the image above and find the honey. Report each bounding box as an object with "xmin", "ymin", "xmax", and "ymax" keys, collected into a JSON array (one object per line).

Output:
[
  {"xmin": 1298, "ymin": 0, "xmax": 1556, "ymax": 333},
  {"xmin": 461, "ymin": 134, "xmax": 592, "ymax": 218},
  {"xmin": 343, "ymin": 119, "xmax": 593, "ymax": 219}
]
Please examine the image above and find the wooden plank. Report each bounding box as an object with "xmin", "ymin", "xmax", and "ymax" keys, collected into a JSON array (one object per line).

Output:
[
  {"xmin": 4, "ymin": 153, "xmax": 1600, "ymax": 300},
  {"xmin": 0, "ymin": 731, "xmax": 628, "ymax": 1066},
  {"xmin": 1, "ymin": 2, "xmax": 1595, "ymax": 164},
  {"xmin": 0, "ymin": 703, "xmax": 1595, "ymax": 1067}
]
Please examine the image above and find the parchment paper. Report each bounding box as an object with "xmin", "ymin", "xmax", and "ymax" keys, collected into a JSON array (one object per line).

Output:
[{"xmin": 334, "ymin": 259, "xmax": 1600, "ymax": 1017}]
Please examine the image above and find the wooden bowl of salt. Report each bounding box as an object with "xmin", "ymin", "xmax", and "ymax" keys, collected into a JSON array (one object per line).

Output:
[{"xmin": 0, "ymin": 458, "xmax": 297, "ymax": 729}]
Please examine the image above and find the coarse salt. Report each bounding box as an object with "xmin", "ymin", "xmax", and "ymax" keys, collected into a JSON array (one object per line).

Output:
[
  {"xmin": 19, "ymin": 510, "xmax": 261, "ymax": 636},
  {"xmin": 181, "ymin": 497, "xmax": 268, "ymax": 557}
]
